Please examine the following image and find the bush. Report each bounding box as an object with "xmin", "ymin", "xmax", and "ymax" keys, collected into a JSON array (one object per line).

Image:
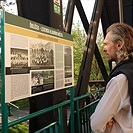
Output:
[{"xmin": 8, "ymin": 123, "xmax": 29, "ymax": 133}]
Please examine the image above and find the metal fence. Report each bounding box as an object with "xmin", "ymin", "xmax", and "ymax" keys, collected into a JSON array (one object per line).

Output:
[{"xmin": 0, "ymin": 87, "xmax": 104, "ymax": 133}]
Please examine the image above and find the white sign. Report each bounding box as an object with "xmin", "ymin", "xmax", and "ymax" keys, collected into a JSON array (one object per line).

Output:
[{"xmin": 2, "ymin": 11, "xmax": 74, "ymax": 102}]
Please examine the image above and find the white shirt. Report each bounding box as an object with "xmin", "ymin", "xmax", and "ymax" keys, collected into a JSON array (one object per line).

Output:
[{"xmin": 90, "ymin": 74, "xmax": 133, "ymax": 133}]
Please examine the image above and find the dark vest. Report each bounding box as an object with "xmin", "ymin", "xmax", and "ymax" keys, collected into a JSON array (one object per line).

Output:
[{"xmin": 106, "ymin": 58, "xmax": 133, "ymax": 114}]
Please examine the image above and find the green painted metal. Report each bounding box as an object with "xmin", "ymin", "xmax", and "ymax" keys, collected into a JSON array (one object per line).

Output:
[
  {"xmin": 85, "ymin": 108, "xmax": 89, "ymax": 133},
  {"xmin": 75, "ymin": 100, "xmax": 81, "ymax": 133},
  {"xmin": 79, "ymin": 99, "xmax": 100, "ymax": 132},
  {"xmin": 70, "ymin": 87, "xmax": 75, "ymax": 133},
  {"xmin": 35, "ymin": 122, "xmax": 59, "ymax": 133},
  {"xmin": 0, "ymin": 84, "xmax": 104, "ymax": 132},
  {"xmin": 0, "ymin": 9, "xmax": 8, "ymax": 133},
  {"xmin": 6, "ymin": 100, "xmax": 70, "ymax": 128},
  {"xmin": 58, "ymin": 107, "xmax": 63, "ymax": 133}
]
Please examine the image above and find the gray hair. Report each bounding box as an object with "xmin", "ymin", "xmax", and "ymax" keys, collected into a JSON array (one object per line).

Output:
[{"xmin": 107, "ymin": 23, "xmax": 133, "ymax": 60}]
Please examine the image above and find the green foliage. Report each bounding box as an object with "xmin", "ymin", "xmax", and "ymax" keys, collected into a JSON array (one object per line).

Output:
[
  {"xmin": 90, "ymin": 31, "xmax": 110, "ymax": 80},
  {"xmin": 8, "ymin": 123, "xmax": 29, "ymax": 133},
  {"xmin": 71, "ymin": 22, "xmax": 86, "ymax": 84},
  {"xmin": 12, "ymin": 98, "xmax": 29, "ymax": 109},
  {"xmin": 0, "ymin": 123, "xmax": 29, "ymax": 133},
  {"xmin": 71, "ymin": 23, "xmax": 110, "ymax": 84}
]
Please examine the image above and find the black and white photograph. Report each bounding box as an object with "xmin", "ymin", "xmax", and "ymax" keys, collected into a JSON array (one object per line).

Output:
[
  {"xmin": 11, "ymin": 48, "xmax": 28, "ymax": 67},
  {"xmin": 31, "ymin": 71, "xmax": 44, "ymax": 86},
  {"xmin": 31, "ymin": 70, "xmax": 54, "ymax": 94},
  {"xmin": 30, "ymin": 40, "xmax": 54, "ymax": 68}
]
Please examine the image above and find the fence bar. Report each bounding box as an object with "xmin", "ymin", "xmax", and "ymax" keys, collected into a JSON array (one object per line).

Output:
[
  {"xmin": 75, "ymin": 100, "xmax": 81, "ymax": 132},
  {"xmin": 58, "ymin": 107, "xmax": 64, "ymax": 133},
  {"xmin": 0, "ymin": 87, "xmax": 104, "ymax": 132},
  {"xmin": 55, "ymin": 124, "xmax": 58, "ymax": 133},
  {"xmin": 1, "ymin": 9, "xmax": 8, "ymax": 133},
  {"xmin": 70, "ymin": 87, "xmax": 75, "ymax": 133},
  {"xmin": 85, "ymin": 108, "xmax": 89, "ymax": 133}
]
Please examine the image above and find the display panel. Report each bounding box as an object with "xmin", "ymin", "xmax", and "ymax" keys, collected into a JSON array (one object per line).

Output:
[{"xmin": 0, "ymin": 10, "xmax": 74, "ymax": 102}]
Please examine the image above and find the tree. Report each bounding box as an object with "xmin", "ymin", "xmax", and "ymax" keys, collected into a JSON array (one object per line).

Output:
[
  {"xmin": 71, "ymin": 23, "xmax": 109, "ymax": 84},
  {"xmin": 90, "ymin": 31, "xmax": 110, "ymax": 80},
  {"xmin": 71, "ymin": 22, "xmax": 86, "ymax": 84}
]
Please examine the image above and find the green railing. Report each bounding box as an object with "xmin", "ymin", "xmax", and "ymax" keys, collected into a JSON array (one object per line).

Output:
[
  {"xmin": 72, "ymin": 88, "xmax": 104, "ymax": 133},
  {"xmin": 0, "ymin": 87, "xmax": 104, "ymax": 133}
]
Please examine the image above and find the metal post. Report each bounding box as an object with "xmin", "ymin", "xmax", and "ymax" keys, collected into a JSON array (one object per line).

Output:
[
  {"xmin": 0, "ymin": 9, "xmax": 8, "ymax": 133},
  {"xmin": 70, "ymin": 87, "xmax": 74, "ymax": 133},
  {"xmin": 75, "ymin": 0, "xmax": 104, "ymax": 96},
  {"xmin": 118, "ymin": 0, "xmax": 124, "ymax": 23},
  {"xmin": 64, "ymin": 0, "xmax": 75, "ymax": 33},
  {"xmin": 75, "ymin": 0, "xmax": 108, "ymax": 82}
]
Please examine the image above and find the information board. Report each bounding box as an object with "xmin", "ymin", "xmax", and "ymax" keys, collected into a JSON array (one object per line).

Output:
[{"xmin": 0, "ymin": 10, "xmax": 74, "ymax": 102}]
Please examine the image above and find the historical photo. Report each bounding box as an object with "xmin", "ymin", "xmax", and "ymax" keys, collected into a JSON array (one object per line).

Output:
[
  {"xmin": 31, "ymin": 71, "xmax": 44, "ymax": 86},
  {"xmin": 30, "ymin": 40, "xmax": 54, "ymax": 68},
  {"xmin": 31, "ymin": 70, "xmax": 54, "ymax": 94},
  {"xmin": 11, "ymin": 48, "xmax": 28, "ymax": 67}
]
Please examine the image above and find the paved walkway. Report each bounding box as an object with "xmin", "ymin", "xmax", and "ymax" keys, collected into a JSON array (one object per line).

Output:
[
  {"xmin": 2, "ymin": 108, "xmax": 70, "ymax": 123},
  {"xmin": 8, "ymin": 109, "xmax": 29, "ymax": 122}
]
